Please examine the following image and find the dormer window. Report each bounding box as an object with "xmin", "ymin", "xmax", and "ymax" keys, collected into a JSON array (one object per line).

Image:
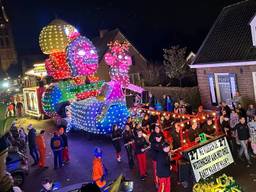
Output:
[{"xmin": 249, "ymin": 15, "xmax": 256, "ymax": 46}]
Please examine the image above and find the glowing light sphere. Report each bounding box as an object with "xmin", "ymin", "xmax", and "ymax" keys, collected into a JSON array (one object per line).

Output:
[
  {"xmin": 42, "ymin": 84, "xmax": 62, "ymax": 117},
  {"xmin": 45, "ymin": 52, "xmax": 72, "ymax": 80},
  {"xmin": 104, "ymin": 41, "xmax": 132, "ymax": 86},
  {"xmin": 39, "ymin": 19, "xmax": 80, "ymax": 54},
  {"xmin": 67, "ymin": 36, "xmax": 98, "ymax": 76}
]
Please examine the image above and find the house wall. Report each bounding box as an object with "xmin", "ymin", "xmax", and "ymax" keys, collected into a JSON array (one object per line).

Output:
[
  {"xmin": 96, "ymin": 32, "xmax": 147, "ymax": 85},
  {"xmin": 197, "ymin": 65, "xmax": 256, "ymax": 109}
]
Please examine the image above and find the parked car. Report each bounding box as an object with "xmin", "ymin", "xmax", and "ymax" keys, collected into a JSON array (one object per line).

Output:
[{"xmin": 6, "ymin": 148, "xmax": 29, "ymax": 186}]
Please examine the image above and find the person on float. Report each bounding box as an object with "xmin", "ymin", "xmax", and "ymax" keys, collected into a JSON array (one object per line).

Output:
[
  {"xmin": 27, "ymin": 124, "xmax": 39, "ymax": 166},
  {"xmin": 134, "ymin": 129, "xmax": 150, "ymax": 181},
  {"xmin": 170, "ymin": 123, "xmax": 181, "ymax": 150},
  {"xmin": 149, "ymin": 125, "xmax": 165, "ymax": 188},
  {"xmin": 156, "ymin": 142, "xmax": 172, "ymax": 192},
  {"xmin": 162, "ymin": 114, "xmax": 172, "ymax": 131},
  {"xmin": 92, "ymin": 147, "xmax": 107, "ymax": 189},
  {"xmin": 142, "ymin": 114, "xmax": 150, "ymax": 134},
  {"xmin": 36, "ymin": 130, "xmax": 48, "ymax": 169},
  {"xmin": 188, "ymin": 121, "xmax": 213, "ymax": 143},
  {"xmin": 111, "ymin": 124, "xmax": 122, "ymax": 162},
  {"xmin": 123, "ymin": 124, "xmax": 135, "ymax": 169},
  {"xmin": 202, "ymin": 118, "xmax": 216, "ymax": 136},
  {"xmin": 149, "ymin": 113, "xmax": 158, "ymax": 132},
  {"xmin": 173, "ymin": 102, "xmax": 180, "ymax": 114},
  {"xmin": 50, "ymin": 131, "xmax": 64, "ymax": 169},
  {"xmin": 59, "ymin": 127, "xmax": 69, "ymax": 163}
]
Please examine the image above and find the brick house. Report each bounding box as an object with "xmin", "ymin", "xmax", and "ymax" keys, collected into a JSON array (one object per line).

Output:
[
  {"xmin": 93, "ymin": 29, "xmax": 147, "ymax": 86},
  {"xmin": 191, "ymin": 0, "xmax": 256, "ymax": 109}
]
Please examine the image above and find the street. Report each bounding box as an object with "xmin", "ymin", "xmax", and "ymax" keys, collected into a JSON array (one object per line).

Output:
[{"xmin": 19, "ymin": 119, "xmax": 256, "ymax": 192}]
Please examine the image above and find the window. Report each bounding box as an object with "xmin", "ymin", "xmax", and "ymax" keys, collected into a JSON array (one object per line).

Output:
[
  {"xmin": 250, "ymin": 16, "xmax": 256, "ymax": 46},
  {"xmin": 208, "ymin": 73, "xmax": 237, "ymax": 105}
]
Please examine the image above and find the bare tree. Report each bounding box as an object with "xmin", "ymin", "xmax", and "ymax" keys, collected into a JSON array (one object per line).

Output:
[
  {"xmin": 143, "ymin": 62, "xmax": 164, "ymax": 86},
  {"xmin": 163, "ymin": 45, "xmax": 191, "ymax": 87}
]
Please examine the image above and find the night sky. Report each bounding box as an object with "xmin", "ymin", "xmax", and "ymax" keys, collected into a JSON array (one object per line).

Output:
[{"xmin": 6, "ymin": 0, "xmax": 242, "ymax": 62}]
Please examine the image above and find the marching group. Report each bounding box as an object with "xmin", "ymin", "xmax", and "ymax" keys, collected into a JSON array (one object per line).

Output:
[
  {"xmin": 8, "ymin": 123, "xmax": 70, "ymax": 170},
  {"xmin": 102, "ymin": 94, "xmax": 256, "ymax": 192}
]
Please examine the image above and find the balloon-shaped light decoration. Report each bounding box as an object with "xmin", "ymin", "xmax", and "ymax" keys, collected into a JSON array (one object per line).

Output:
[
  {"xmin": 39, "ymin": 19, "xmax": 80, "ymax": 54},
  {"xmin": 45, "ymin": 52, "xmax": 72, "ymax": 80},
  {"xmin": 104, "ymin": 41, "xmax": 132, "ymax": 86},
  {"xmin": 66, "ymin": 36, "xmax": 98, "ymax": 76}
]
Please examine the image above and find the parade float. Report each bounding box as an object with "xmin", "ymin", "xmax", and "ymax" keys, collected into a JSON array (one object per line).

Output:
[{"xmin": 39, "ymin": 19, "xmax": 138, "ymax": 134}]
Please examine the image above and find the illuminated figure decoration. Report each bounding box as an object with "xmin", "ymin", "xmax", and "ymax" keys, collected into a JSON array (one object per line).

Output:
[
  {"xmin": 39, "ymin": 19, "xmax": 79, "ymax": 54},
  {"xmin": 39, "ymin": 19, "xmax": 139, "ymax": 134},
  {"xmin": 67, "ymin": 36, "xmax": 98, "ymax": 76},
  {"xmin": 68, "ymin": 41, "xmax": 131, "ymax": 134},
  {"xmin": 104, "ymin": 41, "xmax": 132, "ymax": 86},
  {"xmin": 45, "ymin": 52, "xmax": 71, "ymax": 80}
]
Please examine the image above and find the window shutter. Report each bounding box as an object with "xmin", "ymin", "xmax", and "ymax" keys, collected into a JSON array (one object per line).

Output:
[
  {"xmin": 229, "ymin": 73, "xmax": 238, "ymax": 98},
  {"xmin": 208, "ymin": 73, "xmax": 217, "ymax": 105}
]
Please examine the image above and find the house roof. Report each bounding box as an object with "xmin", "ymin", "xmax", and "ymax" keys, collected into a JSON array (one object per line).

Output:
[
  {"xmin": 92, "ymin": 28, "xmax": 147, "ymax": 62},
  {"xmin": 92, "ymin": 29, "xmax": 119, "ymax": 62},
  {"xmin": 193, "ymin": 0, "xmax": 256, "ymax": 65}
]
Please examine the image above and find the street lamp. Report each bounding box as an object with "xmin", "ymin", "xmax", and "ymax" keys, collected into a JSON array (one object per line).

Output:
[{"xmin": 2, "ymin": 81, "xmax": 9, "ymax": 88}]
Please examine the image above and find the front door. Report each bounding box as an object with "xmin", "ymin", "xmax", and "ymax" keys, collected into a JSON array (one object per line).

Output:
[{"xmin": 215, "ymin": 74, "xmax": 232, "ymax": 104}]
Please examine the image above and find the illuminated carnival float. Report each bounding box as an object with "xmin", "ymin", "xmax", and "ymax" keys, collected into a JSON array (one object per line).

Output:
[{"xmin": 39, "ymin": 19, "xmax": 139, "ymax": 134}]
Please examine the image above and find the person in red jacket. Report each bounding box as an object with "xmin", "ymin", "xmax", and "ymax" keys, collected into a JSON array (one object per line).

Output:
[
  {"xmin": 149, "ymin": 125, "xmax": 165, "ymax": 188},
  {"xmin": 156, "ymin": 142, "xmax": 172, "ymax": 192},
  {"xmin": 134, "ymin": 129, "xmax": 150, "ymax": 181},
  {"xmin": 36, "ymin": 130, "xmax": 48, "ymax": 168}
]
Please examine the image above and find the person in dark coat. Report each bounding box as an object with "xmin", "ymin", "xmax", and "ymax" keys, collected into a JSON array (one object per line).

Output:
[
  {"xmin": 123, "ymin": 124, "xmax": 135, "ymax": 169},
  {"xmin": 142, "ymin": 114, "xmax": 150, "ymax": 134},
  {"xmin": 149, "ymin": 113, "xmax": 158, "ymax": 132},
  {"xmin": 149, "ymin": 125, "xmax": 165, "ymax": 187},
  {"xmin": 170, "ymin": 123, "xmax": 181, "ymax": 150},
  {"xmin": 162, "ymin": 114, "xmax": 172, "ymax": 130},
  {"xmin": 188, "ymin": 122, "xmax": 204, "ymax": 143},
  {"xmin": 156, "ymin": 142, "xmax": 172, "ymax": 192},
  {"xmin": 221, "ymin": 101, "xmax": 231, "ymax": 118},
  {"xmin": 233, "ymin": 117, "xmax": 252, "ymax": 166},
  {"xmin": 202, "ymin": 118, "xmax": 216, "ymax": 136},
  {"xmin": 59, "ymin": 127, "xmax": 69, "ymax": 163},
  {"xmin": 237, "ymin": 103, "xmax": 247, "ymax": 119},
  {"xmin": 111, "ymin": 125, "xmax": 122, "ymax": 162},
  {"xmin": 27, "ymin": 124, "xmax": 39, "ymax": 166},
  {"xmin": 50, "ymin": 131, "xmax": 64, "ymax": 169},
  {"xmin": 135, "ymin": 129, "xmax": 149, "ymax": 180},
  {"xmin": 148, "ymin": 92, "xmax": 156, "ymax": 109},
  {"xmin": 160, "ymin": 95, "xmax": 167, "ymax": 111}
]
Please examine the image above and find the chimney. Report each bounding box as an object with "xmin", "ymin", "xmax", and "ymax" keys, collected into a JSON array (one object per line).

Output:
[{"xmin": 99, "ymin": 29, "xmax": 108, "ymax": 38}]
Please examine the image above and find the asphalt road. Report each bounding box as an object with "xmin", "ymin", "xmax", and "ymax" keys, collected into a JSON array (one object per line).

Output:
[{"xmin": 19, "ymin": 120, "xmax": 256, "ymax": 192}]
